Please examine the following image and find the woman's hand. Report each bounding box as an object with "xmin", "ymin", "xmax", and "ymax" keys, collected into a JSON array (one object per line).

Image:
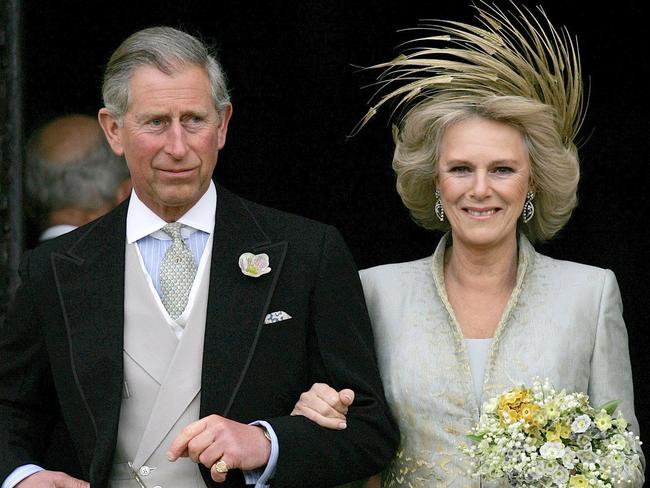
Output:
[{"xmin": 291, "ymin": 383, "xmax": 355, "ymax": 430}]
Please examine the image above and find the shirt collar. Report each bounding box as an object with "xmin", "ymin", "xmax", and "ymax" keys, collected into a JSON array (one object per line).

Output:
[
  {"xmin": 39, "ymin": 224, "xmax": 78, "ymax": 241},
  {"xmin": 126, "ymin": 181, "xmax": 217, "ymax": 244}
]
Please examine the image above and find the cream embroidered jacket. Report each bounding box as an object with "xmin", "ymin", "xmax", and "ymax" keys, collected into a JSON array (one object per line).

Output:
[{"xmin": 360, "ymin": 233, "xmax": 644, "ymax": 487}]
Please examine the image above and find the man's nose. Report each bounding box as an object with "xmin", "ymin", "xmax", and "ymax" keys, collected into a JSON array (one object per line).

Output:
[{"xmin": 164, "ymin": 121, "xmax": 189, "ymax": 159}]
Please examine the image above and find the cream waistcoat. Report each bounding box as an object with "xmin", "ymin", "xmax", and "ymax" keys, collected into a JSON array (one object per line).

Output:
[{"xmin": 108, "ymin": 241, "xmax": 211, "ymax": 487}]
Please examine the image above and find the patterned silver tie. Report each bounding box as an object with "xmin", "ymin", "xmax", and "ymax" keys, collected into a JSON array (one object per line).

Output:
[{"xmin": 159, "ymin": 222, "xmax": 197, "ymax": 320}]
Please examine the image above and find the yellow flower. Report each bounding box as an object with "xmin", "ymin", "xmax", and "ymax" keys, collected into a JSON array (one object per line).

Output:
[
  {"xmin": 500, "ymin": 407, "xmax": 519, "ymax": 425},
  {"xmin": 543, "ymin": 401, "xmax": 561, "ymax": 420},
  {"xmin": 533, "ymin": 409, "xmax": 551, "ymax": 429},
  {"xmin": 558, "ymin": 422, "xmax": 572, "ymax": 439},
  {"xmin": 503, "ymin": 388, "xmax": 526, "ymax": 403},
  {"xmin": 546, "ymin": 428, "xmax": 561, "ymax": 442},
  {"xmin": 520, "ymin": 403, "xmax": 539, "ymax": 423},
  {"xmin": 544, "ymin": 420, "xmax": 571, "ymax": 442},
  {"xmin": 497, "ymin": 387, "xmax": 532, "ymax": 425},
  {"xmin": 569, "ymin": 474, "xmax": 589, "ymax": 487},
  {"xmin": 595, "ymin": 411, "xmax": 612, "ymax": 431}
]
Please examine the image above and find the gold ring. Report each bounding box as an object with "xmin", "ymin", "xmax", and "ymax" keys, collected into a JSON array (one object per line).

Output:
[{"xmin": 213, "ymin": 459, "xmax": 230, "ymax": 473}]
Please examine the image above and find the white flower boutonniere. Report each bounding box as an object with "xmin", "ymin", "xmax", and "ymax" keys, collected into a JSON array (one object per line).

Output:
[{"xmin": 239, "ymin": 252, "xmax": 271, "ymax": 277}]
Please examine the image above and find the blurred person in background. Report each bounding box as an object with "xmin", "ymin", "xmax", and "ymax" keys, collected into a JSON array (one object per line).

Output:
[{"xmin": 25, "ymin": 113, "xmax": 131, "ymax": 242}]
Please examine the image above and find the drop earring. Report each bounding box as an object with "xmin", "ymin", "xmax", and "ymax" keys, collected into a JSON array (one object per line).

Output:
[
  {"xmin": 522, "ymin": 191, "xmax": 535, "ymax": 223},
  {"xmin": 434, "ymin": 189, "xmax": 445, "ymax": 222}
]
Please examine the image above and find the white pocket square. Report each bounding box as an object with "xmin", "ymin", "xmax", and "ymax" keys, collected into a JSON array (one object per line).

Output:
[{"xmin": 264, "ymin": 311, "xmax": 292, "ymax": 324}]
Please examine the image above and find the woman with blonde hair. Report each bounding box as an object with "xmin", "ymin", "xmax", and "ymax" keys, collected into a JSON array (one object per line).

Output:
[{"xmin": 292, "ymin": 3, "xmax": 644, "ymax": 486}]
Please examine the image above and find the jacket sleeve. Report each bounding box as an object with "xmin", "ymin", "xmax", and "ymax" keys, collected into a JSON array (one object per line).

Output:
[
  {"xmin": 0, "ymin": 251, "xmax": 59, "ymax": 481},
  {"xmin": 589, "ymin": 269, "xmax": 644, "ymax": 486},
  {"xmin": 266, "ymin": 225, "xmax": 399, "ymax": 487}
]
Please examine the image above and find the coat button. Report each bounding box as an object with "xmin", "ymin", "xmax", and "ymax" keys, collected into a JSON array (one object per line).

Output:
[{"xmin": 139, "ymin": 465, "xmax": 151, "ymax": 476}]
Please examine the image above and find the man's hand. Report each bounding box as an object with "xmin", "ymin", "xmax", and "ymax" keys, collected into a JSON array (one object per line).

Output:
[
  {"xmin": 16, "ymin": 471, "xmax": 89, "ymax": 488},
  {"xmin": 167, "ymin": 415, "xmax": 271, "ymax": 482},
  {"xmin": 291, "ymin": 382, "xmax": 355, "ymax": 430}
]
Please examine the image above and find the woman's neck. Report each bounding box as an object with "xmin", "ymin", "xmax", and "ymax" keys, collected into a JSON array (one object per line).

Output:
[{"xmin": 444, "ymin": 234, "xmax": 519, "ymax": 292}]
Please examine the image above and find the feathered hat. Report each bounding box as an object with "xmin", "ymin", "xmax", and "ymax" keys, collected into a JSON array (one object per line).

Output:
[{"xmin": 354, "ymin": 1, "xmax": 586, "ymax": 145}]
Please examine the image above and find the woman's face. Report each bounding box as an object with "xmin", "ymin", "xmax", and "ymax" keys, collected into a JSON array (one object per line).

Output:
[{"xmin": 436, "ymin": 117, "xmax": 531, "ymax": 252}]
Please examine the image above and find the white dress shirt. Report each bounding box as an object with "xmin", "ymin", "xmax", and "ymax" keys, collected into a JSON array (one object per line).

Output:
[{"xmin": 39, "ymin": 224, "xmax": 77, "ymax": 241}]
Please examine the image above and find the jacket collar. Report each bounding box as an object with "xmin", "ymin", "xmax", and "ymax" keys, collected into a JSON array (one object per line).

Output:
[{"xmin": 430, "ymin": 231, "xmax": 534, "ymax": 342}]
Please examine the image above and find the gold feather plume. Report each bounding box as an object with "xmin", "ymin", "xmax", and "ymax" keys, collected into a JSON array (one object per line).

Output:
[{"xmin": 353, "ymin": 1, "xmax": 586, "ymax": 144}]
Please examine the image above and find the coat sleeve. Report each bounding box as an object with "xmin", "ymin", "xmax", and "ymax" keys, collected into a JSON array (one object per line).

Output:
[
  {"xmin": 266, "ymin": 225, "xmax": 399, "ymax": 487},
  {"xmin": 0, "ymin": 251, "xmax": 59, "ymax": 481},
  {"xmin": 589, "ymin": 269, "xmax": 645, "ymax": 485}
]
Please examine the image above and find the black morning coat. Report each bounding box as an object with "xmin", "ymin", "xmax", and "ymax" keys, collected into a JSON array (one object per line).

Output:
[{"xmin": 0, "ymin": 185, "xmax": 399, "ymax": 487}]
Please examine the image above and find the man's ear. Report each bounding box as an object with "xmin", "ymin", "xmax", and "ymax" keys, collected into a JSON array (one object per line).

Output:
[
  {"xmin": 216, "ymin": 103, "xmax": 233, "ymax": 150},
  {"xmin": 98, "ymin": 108, "xmax": 125, "ymax": 156}
]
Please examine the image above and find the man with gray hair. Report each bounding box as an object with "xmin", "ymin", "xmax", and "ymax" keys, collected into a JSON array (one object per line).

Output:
[
  {"xmin": 0, "ymin": 26, "xmax": 397, "ymax": 488},
  {"xmin": 25, "ymin": 114, "xmax": 131, "ymax": 242}
]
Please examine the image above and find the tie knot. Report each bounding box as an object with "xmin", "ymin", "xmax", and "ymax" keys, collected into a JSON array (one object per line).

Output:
[{"xmin": 162, "ymin": 222, "xmax": 183, "ymax": 240}]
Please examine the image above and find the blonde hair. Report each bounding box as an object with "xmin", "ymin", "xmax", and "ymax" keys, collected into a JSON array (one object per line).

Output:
[{"xmin": 358, "ymin": 2, "xmax": 585, "ymax": 242}]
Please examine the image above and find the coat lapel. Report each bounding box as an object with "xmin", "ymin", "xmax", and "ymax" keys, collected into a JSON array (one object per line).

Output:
[
  {"xmin": 201, "ymin": 186, "xmax": 288, "ymax": 419},
  {"xmin": 50, "ymin": 200, "xmax": 127, "ymax": 481}
]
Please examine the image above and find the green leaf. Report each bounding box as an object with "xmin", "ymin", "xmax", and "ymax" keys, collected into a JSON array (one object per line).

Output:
[
  {"xmin": 596, "ymin": 400, "xmax": 620, "ymax": 415},
  {"xmin": 467, "ymin": 434, "xmax": 484, "ymax": 443}
]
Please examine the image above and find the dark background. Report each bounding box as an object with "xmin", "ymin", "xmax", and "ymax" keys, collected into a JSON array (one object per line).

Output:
[{"xmin": 23, "ymin": 0, "xmax": 649, "ymax": 451}]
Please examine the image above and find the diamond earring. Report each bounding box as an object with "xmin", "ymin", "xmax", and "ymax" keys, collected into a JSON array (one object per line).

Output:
[
  {"xmin": 434, "ymin": 189, "xmax": 445, "ymax": 222},
  {"xmin": 522, "ymin": 191, "xmax": 535, "ymax": 223}
]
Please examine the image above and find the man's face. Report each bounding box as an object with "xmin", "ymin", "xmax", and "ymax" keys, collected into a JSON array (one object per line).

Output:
[{"xmin": 99, "ymin": 64, "xmax": 231, "ymax": 222}]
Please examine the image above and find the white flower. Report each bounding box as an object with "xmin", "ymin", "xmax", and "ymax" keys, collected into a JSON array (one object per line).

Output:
[
  {"xmin": 238, "ymin": 252, "xmax": 271, "ymax": 277},
  {"xmin": 613, "ymin": 413, "xmax": 629, "ymax": 432},
  {"xmin": 577, "ymin": 448, "xmax": 597, "ymax": 464},
  {"xmin": 563, "ymin": 396, "xmax": 580, "ymax": 410},
  {"xmin": 483, "ymin": 397, "xmax": 498, "ymax": 414},
  {"xmin": 539, "ymin": 441, "xmax": 565, "ymax": 459},
  {"xmin": 607, "ymin": 451, "xmax": 626, "ymax": 467},
  {"xmin": 571, "ymin": 414, "xmax": 592, "ymax": 433},
  {"xmin": 610, "ymin": 433, "xmax": 627, "ymax": 450},
  {"xmin": 551, "ymin": 465, "xmax": 570, "ymax": 484},
  {"xmin": 541, "ymin": 458, "xmax": 558, "ymax": 474},
  {"xmin": 561, "ymin": 449, "xmax": 577, "ymax": 469},
  {"xmin": 574, "ymin": 433, "xmax": 592, "ymax": 449}
]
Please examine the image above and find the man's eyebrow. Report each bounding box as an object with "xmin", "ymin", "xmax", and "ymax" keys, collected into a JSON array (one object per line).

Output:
[
  {"xmin": 182, "ymin": 108, "xmax": 210, "ymax": 117},
  {"xmin": 134, "ymin": 112, "xmax": 166, "ymax": 123}
]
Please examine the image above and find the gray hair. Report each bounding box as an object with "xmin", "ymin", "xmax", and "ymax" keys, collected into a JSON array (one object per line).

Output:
[
  {"xmin": 102, "ymin": 26, "xmax": 230, "ymax": 122},
  {"xmin": 393, "ymin": 95, "xmax": 580, "ymax": 243},
  {"xmin": 25, "ymin": 133, "xmax": 130, "ymax": 212}
]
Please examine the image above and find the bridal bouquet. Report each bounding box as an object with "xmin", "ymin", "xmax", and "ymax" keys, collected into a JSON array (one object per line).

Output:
[{"xmin": 460, "ymin": 378, "xmax": 643, "ymax": 487}]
